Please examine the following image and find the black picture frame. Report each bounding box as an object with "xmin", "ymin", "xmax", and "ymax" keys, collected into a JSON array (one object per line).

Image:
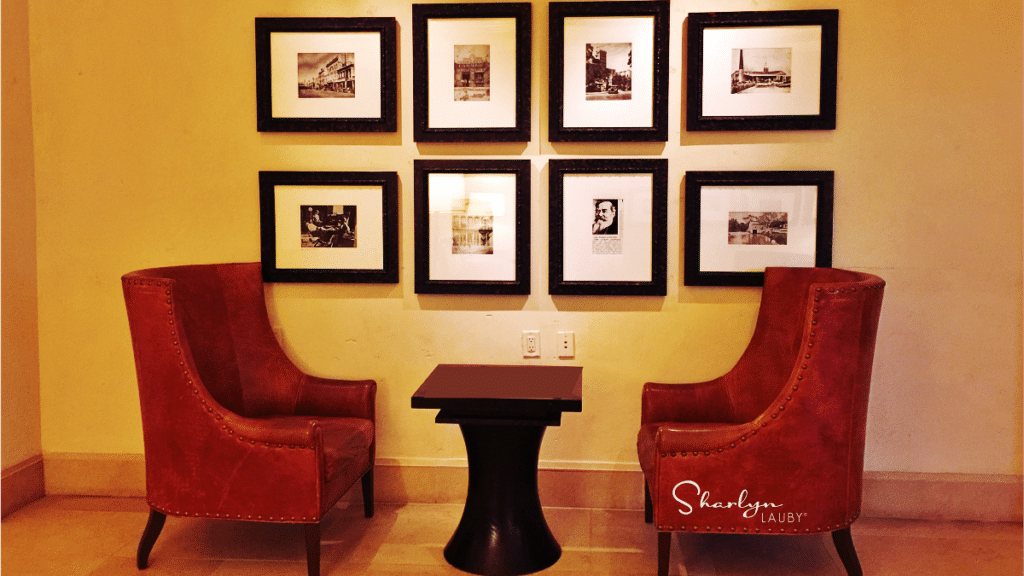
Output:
[
  {"xmin": 412, "ymin": 3, "xmax": 532, "ymax": 142},
  {"xmin": 259, "ymin": 171, "xmax": 399, "ymax": 283},
  {"xmin": 686, "ymin": 10, "xmax": 839, "ymax": 131},
  {"xmin": 548, "ymin": 1, "xmax": 670, "ymax": 142},
  {"xmin": 414, "ymin": 160, "xmax": 531, "ymax": 294},
  {"xmin": 549, "ymin": 159, "xmax": 668, "ymax": 295},
  {"xmin": 683, "ymin": 171, "xmax": 834, "ymax": 286},
  {"xmin": 255, "ymin": 17, "xmax": 398, "ymax": 133}
]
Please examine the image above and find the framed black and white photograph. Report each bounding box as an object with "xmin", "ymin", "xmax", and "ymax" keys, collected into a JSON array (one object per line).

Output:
[
  {"xmin": 413, "ymin": 3, "xmax": 532, "ymax": 142},
  {"xmin": 686, "ymin": 10, "xmax": 839, "ymax": 131},
  {"xmin": 549, "ymin": 159, "xmax": 667, "ymax": 295},
  {"xmin": 684, "ymin": 171, "xmax": 834, "ymax": 286},
  {"xmin": 414, "ymin": 160, "xmax": 531, "ymax": 294},
  {"xmin": 256, "ymin": 18, "xmax": 398, "ymax": 132},
  {"xmin": 548, "ymin": 1, "xmax": 669, "ymax": 142},
  {"xmin": 260, "ymin": 171, "xmax": 399, "ymax": 283}
]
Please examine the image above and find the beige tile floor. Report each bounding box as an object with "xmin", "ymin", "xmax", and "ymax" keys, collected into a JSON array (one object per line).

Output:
[{"xmin": 2, "ymin": 496, "xmax": 1020, "ymax": 575}]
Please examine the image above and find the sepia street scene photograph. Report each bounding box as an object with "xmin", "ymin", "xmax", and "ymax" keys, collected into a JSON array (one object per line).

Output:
[
  {"xmin": 731, "ymin": 47, "xmax": 791, "ymax": 94},
  {"xmin": 297, "ymin": 53, "xmax": 355, "ymax": 98},
  {"xmin": 454, "ymin": 44, "xmax": 490, "ymax": 101},
  {"xmin": 585, "ymin": 42, "xmax": 632, "ymax": 100}
]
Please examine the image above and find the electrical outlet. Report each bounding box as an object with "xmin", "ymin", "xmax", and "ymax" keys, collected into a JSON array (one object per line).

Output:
[
  {"xmin": 557, "ymin": 331, "xmax": 575, "ymax": 358},
  {"xmin": 522, "ymin": 330, "xmax": 540, "ymax": 358}
]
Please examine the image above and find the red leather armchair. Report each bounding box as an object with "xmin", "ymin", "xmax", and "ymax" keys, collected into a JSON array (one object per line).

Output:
[
  {"xmin": 638, "ymin": 267, "xmax": 884, "ymax": 576},
  {"xmin": 122, "ymin": 263, "xmax": 376, "ymax": 576}
]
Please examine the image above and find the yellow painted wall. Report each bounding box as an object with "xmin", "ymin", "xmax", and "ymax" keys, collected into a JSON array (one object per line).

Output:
[
  {"xmin": 2, "ymin": 0, "xmax": 42, "ymax": 470},
  {"xmin": 26, "ymin": 0, "xmax": 1022, "ymax": 476}
]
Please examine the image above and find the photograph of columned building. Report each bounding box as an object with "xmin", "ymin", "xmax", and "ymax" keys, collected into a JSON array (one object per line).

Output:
[{"xmin": 450, "ymin": 198, "xmax": 494, "ymax": 254}]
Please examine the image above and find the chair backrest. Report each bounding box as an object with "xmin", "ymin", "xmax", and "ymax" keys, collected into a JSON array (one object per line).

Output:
[
  {"xmin": 122, "ymin": 263, "xmax": 303, "ymax": 420},
  {"xmin": 725, "ymin": 267, "xmax": 885, "ymax": 425},
  {"xmin": 644, "ymin": 267, "xmax": 885, "ymax": 532}
]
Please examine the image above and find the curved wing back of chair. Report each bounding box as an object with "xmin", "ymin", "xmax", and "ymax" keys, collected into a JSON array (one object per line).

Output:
[
  {"xmin": 722, "ymin": 267, "xmax": 834, "ymax": 423},
  {"xmin": 123, "ymin": 263, "xmax": 376, "ymax": 576},
  {"xmin": 640, "ymin": 267, "xmax": 885, "ymax": 536},
  {"xmin": 130, "ymin": 263, "xmax": 302, "ymax": 417},
  {"xmin": 123, "ymin": 263, "xmax": 313, "ymax": 519},
  {"xmin": 122, "ymin": 263, "xmax": 375, "ymax": 522}
]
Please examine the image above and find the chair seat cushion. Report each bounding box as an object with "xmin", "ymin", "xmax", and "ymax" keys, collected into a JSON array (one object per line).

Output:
[{"xmin": 318, "ymin": 417, "xmax": 374, "ymax": 483}]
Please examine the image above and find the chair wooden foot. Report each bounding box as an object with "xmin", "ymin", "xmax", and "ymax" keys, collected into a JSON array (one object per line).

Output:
[
  {"xmin": 657, "ymin": 531, "xmax": 670, "ymax": 576},
  {"xmin": 644, "ymin": 482, "xmax": 653, "ymax": 524},
  {"xmin": 832, "ymin": 527, "xmax": 863, "ymax": 576},
  {"xmin": 361, "ymin": 467, "xmax": 374, "ymax": 518},
  {"xmin": 304, "ymin": 523, "xmax": 321, "ymax": 576},
  {"xmin": 136, "ymin": 509, "xmax": 166, "ymax": 569}
]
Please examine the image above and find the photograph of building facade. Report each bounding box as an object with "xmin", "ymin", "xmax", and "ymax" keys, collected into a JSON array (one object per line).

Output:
[
  {"xmin": 454, "ymin": 44, "xmax": 490, "ymax": 101},
  {"xmin": 731, "ymin": 48, "xmax": 791, "ymax": 94},
  {"xmin": 451, "ymin": 212, "xmax": 494, "ymax": 254},
  {"xmin": 585, "ymin": 43, "xmax": 632, "ymax": 99},
  {"xmin": 299, "ymin": 53, "xmax": 355, "ymax": 97}
]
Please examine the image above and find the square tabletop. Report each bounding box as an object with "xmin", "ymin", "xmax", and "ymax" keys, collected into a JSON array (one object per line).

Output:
[{"xmin": 411, "ymin": 364, "xmax": 583, "ymax": 415}]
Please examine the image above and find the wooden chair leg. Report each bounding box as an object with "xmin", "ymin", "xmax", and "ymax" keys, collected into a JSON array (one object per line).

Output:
[
  {"xmin": 832, "ymin": 527, "xmax": 863, "ymax": 576},
  {"xmin": 361, "ymin": 467, "xmax": 374, "ymax": 518},
  {"xmin": 304, "ymin": 523, "xmax": 321, "ymax": 576},
  {"xmin": 136, "ymin": 509, "xmax": 166, "ymax": 569},
  {"xmin": 657, "ymin": 531, "xmax": 671, "ymax": 576},
  {"xmin": 644, "ymin": 482, "xmax": 653, "ymax": 524}
]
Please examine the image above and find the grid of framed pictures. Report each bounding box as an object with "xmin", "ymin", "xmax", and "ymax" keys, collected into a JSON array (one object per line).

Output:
[{"xmin": 253, "ymin": 5, "xmax": 840, "ymax": 291}]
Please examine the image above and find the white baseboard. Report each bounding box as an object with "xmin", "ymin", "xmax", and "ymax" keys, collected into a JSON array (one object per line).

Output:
[{"xmin": 37, "ymin": 453, "xmax": 1023, "ymax": 522}]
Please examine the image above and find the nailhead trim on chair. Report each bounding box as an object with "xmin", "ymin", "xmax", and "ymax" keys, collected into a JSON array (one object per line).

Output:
[
  {"xmin": 127, "ymin": 277, "xmax": 321, "ymax": 522},
  {"xmin": 653, "ymin": 279, "xmax": 882, "ymax": 534}
]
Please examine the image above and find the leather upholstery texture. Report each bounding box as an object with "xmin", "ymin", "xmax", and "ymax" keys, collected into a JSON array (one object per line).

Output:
[
  {"xmin": 122, "ymin": 262, "xmax": 376, "ymax": 524},
  {"xmin": 638, "ymin": 267, "xmax": 885, "ymax": 536}
]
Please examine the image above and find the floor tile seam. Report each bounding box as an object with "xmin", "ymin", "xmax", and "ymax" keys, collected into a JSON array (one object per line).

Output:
[{"xmin": 853, "ymin": 530, "xmax": 1024, "ymax": 541}]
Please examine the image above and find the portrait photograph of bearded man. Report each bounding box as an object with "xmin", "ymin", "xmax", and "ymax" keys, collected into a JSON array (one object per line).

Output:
[{"xmin": 592, "ymin": 199, "xmax": 619, "ymax": 235}]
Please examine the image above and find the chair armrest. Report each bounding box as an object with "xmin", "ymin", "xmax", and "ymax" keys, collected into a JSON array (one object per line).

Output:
[
  {"xmin": 647, "ymin": 422, "xmax": 750, "ymax": 454},
  {"xmin": 220, "ymin": 410, "xmax": 319, "ymax": 448},
  {"xmin": 296, "ymin": 376, "xmax": 376, "ymax": 421},
  {"xmin": 641, "ymin": 379, "xmax": 734, "ymax": 424}
]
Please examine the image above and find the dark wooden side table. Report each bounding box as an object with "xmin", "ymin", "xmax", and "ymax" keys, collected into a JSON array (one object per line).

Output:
[{"xmin": 411, "ymin": 364, "xmax": 583, "ymax": 576}]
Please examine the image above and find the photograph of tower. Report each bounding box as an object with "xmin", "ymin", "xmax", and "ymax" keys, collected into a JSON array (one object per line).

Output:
[
  {"xmin": 731, "ymin": 48, "xmax": 791, "ymax": 94},
  {"xmin": 585, "ymin": 43, "xmax": 632, "ymax": 100}
]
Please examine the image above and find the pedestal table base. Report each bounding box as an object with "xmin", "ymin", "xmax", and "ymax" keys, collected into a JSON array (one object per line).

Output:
[{"xmin": 444, "ymin": 422, "xmax": 560, "ymax": 576}]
